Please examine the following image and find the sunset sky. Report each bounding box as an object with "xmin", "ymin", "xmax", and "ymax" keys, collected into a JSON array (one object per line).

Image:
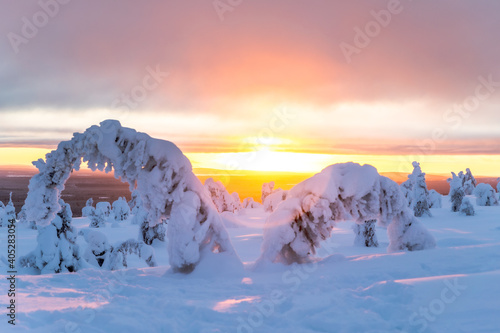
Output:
[{"xmin": 1, "ymin": 0, "xmax": 499, "ymax": 176}]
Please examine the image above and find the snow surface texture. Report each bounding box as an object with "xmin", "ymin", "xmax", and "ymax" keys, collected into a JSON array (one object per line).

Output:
[
  {"xmin": 400, "ymin": 161, "xmax": 432, "ymax": 217},
  {"xmin": 21, "ymin": 120, "xmax": 237, "ymax": 273},
  {"xmin": 474, "ymin": 183, "xmax": 499, "ymax": 207},
  {"xmin": 259, "ymin": 163, "xmax": 436, "ymax": 264}
]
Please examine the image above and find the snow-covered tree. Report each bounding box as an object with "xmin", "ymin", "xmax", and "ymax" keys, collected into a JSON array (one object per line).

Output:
[
  {"xmin": 0, "ymin": 200, "xmax": 5, "ymax": 223},
  {"xmin": 448, "ymin": 172, "xmax": 465, "ymax": 212},
  {"xmin": 0, "ymin": 203, "xmax": 5, "ymax": 228},
  {"xmin": 20, "ymin": 199, "xmax": 85, "ymax": 273},
  {"xmin": 263, "ymin": 189, "xmax": 288, "ymax": 212},
  {"xmin": 428, "ymin": 189, "xmax": 442, "ymax": 209},
  {"xmin": 262, "ymin": 181, "xmax": 275, "ymax": 203},
  {"xmin": 204, "ymin": 178, "xmax": 239, "ymax": 213},
  {"xmin": 497, "ymin": 177, "xmax": 500, "ymax": 193},
  {"xmin": 401, "ymin": 162, "xmax": 431, "ymax": 217},
  {"xmin": 242, "ymin": 197, "xmax": 261, "ymax": 209},
  {"xmin": 474, "ymin": 183, "xmax": 499, "ymax": 206},
  {"xmin": 231, "ymin": 192, "xmax": 242, "ymax": 211},
  {"xmin": 82, "ymin": 198, "xmax": 94, "ymax": 217},
  {"xmin": 459, "ymin": 198, "xmax": 475, "ymax": 216},
  {"xmin": 96, "ymin": 201, "xmax": 112, "ymax": 218},
  {"xmin": 1, "ymin": 194, "xmax": 16, "ymax": 227},
  {"xmin": 112, "ymin": 197, "xmax": 130, "ymax": 221},
  {"xmin": 89, "ymin": 207, "xmax": 106, "ymax": 228},
  {"xmin": 353, "ymin": 219, "xmax": 378, "ymax": 247},
  {"xmin": 259, "ymin": 163, "xmax": 436, "ymax": 265},
  {"xmin": 462, "ymin": 168, "xmax": 477, "ymax": 195},
  {"xmin": 21, "ymin": 120, "xmax": 237, "ymax": 274}
]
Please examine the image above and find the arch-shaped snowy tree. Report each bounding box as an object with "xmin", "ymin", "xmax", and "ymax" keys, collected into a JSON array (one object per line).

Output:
[
  {"xmin": 258, "ymin": 163, "xmax": 436, "ymax": 264},
  {"xmin": 22, "ymin": 120, "xmax": 237, "ymax": 273}
]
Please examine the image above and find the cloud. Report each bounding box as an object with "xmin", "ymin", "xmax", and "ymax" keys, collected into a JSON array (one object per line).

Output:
[{"xmin": 1, "ymin": 0, "xmax": 499, "ymax": 153}]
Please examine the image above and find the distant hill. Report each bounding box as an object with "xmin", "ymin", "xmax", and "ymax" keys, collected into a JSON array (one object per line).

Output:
[{"xmin": 0, "ymin": 166, "xmax": 498, "ymax": 216}]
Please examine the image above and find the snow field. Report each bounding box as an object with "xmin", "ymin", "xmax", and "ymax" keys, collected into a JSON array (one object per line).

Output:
[{"xmin": 1, "ymin": 199, "xmax": 499, "ymax": 333}]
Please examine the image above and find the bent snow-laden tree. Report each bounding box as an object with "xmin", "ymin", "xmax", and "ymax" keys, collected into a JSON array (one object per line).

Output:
[
  {"xmin": 259, "ymin": 163, "xmax": 436, "ymax": 265},
  {"xmin": 22, "ymin": 120, "xmax": 237, "ymax": 273}
]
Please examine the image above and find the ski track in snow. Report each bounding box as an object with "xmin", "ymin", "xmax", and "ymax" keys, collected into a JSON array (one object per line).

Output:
[{"xmin": 1, "ymin": 202, "xmax": 500, "ymax": 333}]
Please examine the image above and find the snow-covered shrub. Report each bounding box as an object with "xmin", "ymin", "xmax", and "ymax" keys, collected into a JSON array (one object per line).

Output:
[
  {"xmin": 81, "ymin": 230, "xmax": 112, "ymax": 267},
  {"xmin": 474, "ymin": 183, "xmax": 499, "ymax": 206},
  {"xmin": 242, "ymin": 197, "xmax": 261, "ymax": 209},
  {"xmin": 20, "ymin": 199, "xmax": 84, "ymax": 273},
  {"xmin": 448, "ymin": 172, "xmax": 465, "ymax": 212},
  {"xmin": 105, "ymin": 239, "xmax": 157, "ymax": 270},
  {"xmin": 136, "ymin": 208, "xmax": 166, "ymax": 245},
  {"xmin": 459, "ymin": 198, "xmax": 475, "ymax": 216},
  {"xmin": 428, "ymin": 189, "xmax": 442, "ymax": 209},
  {"xmin": 96, "ymin": 201, "xmax": 111, "ymax": 218},
  {"xmin": 353, "ymin": 219, "xmax": 378, "ymax": 247},
  {"xmin": 400, "ymin": 162, "xmax": 431, "ymax": 217},
  {"xmin": 204, "ymin": 178, "xmax": 239, "ymax": 213},
  {"xmin": 263, "ymin": 189, "xmax": 288, "ymax": 212},
  {"xmin": 112, "ymin": 197, "xmax": 130, "ymax": 221},
  {"xmin": 82, "ymin": 198, "xmax": 94, "ymax": 217},
  {"xmin": 81, "ymin": 230, "xmax": 156, "ymax": 269},
  {"xmin": 22, "ymin": 120, "xmax": 237, "ymax": 274},
  {"xmin": 262, "ymin": 181, "xmax": 275, "ymax": 202},
  {"xmin": 462, "ymin": 168, "xmax": 477, "ymax": 195},
  {"xmin": 89, "ymin": 207, "xmax": 106, "ymax": 228},
  {"xmin": 259, "ymin": 163, "xmax": 436, "ymax": 265}
]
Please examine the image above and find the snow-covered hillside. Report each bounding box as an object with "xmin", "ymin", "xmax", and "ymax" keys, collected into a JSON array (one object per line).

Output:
[{"xmin": 1, "ymin": 195, "xmax": 499, "ymax": 333}]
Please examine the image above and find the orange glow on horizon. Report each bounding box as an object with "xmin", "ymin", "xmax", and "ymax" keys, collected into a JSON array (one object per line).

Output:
[{"xmin": 0, "ymin": 147, "xmax": 499, "ymax": 177}]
